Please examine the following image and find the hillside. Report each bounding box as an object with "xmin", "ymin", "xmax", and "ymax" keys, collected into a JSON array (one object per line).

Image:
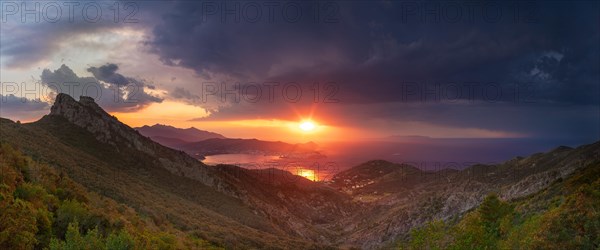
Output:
[
  {"xmin": 0, "ymin": 142, "xmax": 221, "ymax": 249},
  {"xmin": 0, "ymin": 94, "xmax": 598, "ymax": 249},
  {"xmin": 329, "ymin": 143, "xmax": 600, "ymax": 248},
  {"xmin": 399, "ymin": 143, "xmax": 600, "ymax": 249}
]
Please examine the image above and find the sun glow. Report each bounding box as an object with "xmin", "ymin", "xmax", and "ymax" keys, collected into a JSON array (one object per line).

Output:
[
  {"xmin": 299, "ymin": 120, "xmax": 317, "ymax": 132},
  {"xmin": 296, "ymin": 168, "xmax": 318, "ymax": 181}
]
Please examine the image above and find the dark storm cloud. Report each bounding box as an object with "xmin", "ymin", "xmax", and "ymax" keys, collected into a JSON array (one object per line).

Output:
[
  {"xmin": 40, "ymin": 64, "xmax": 162, "ymax": 112},
  {"xmin": 147, "ymin": 1, "xmax": 599, "ymax": 106},
  {"xmin": 146, "ymin": 1, "xmax": 371, "ymax": 78},
  {"xmin": 149, "ymin": 1, "xmax": 598, "ymax": 141}
]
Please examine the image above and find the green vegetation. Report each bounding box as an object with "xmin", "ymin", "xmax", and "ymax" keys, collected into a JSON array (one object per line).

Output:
[
  {"xmin": 400, "ymin": 160, "xmax": 600, "ymax": 250},
  {"xmin": 0, "ymin": 143, "xmax": 221, "ymax": 249}
]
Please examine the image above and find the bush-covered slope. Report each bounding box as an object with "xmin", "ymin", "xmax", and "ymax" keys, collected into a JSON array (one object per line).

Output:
[{"xmin": 0, "ymin": 143, "xmax": 221, "ymax": 249}]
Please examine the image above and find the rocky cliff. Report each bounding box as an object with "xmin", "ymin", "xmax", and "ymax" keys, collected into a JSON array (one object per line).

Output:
[{"xmin": 48, "ymin": 94, "xmax": 222, "ymax": 190}]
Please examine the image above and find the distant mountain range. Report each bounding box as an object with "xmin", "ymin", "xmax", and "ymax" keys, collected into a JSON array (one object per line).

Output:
[
  {"xmin": 135, "ymin": 124, "xmax": 225, "ymax": 146},
  {"xmin": 135, "ymin": 122, "xmax": 321, "ymax": 160},
  {"xmin": 0, "ymin": 94, "xmax": 598, "ymax": 249}
]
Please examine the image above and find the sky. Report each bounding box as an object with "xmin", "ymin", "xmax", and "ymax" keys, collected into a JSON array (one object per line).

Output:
[{"xmin": 1, "ymin": 0, "xmax": 599, "ymax": 144}]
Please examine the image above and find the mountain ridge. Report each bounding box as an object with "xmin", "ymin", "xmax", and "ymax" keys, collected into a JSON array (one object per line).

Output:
[
  {"xmin": 135, "ymin": 123, "xmax": 226, "ymax": 143},
  {"xmin": 135, "ymin": 120, "xmax": 321, "ymax": 159},
  {"xmin": 179, "ymin": 137, "xmax": 322, "ymax": 159}
]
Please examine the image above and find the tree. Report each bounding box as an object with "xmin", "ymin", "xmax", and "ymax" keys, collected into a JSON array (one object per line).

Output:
[
  {"xmin": 49, "ymin": 222, "xmax": 106, "ymax": 250},
  {"xmin": 54, "ymin": 200, "xmax": 90, "ymax": 238},
  {"xmin": 448, "ymin": 194, "xmax": 513, "ymax": 250},
  {"xmin": 63, "ymin": 221, "xmax": 85, "ymax": 250},
  {"xmin": 408, "ymin": 219, "xmax": 448, "ymax": 250},
  {"xmin": 106, "ymin": 231, "xmax": 134, "ymax": 250},
  {"xmin": 478, "ymin": 194, "xmax": 512, "ymax": 237}
]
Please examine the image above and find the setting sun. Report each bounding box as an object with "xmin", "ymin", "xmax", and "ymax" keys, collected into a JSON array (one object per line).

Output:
[
  {"xmin": 299, "ymin": 121, "xmax": 317, "ymax": 132},
  {"xmin": 296, "ymin": 168, "xmax": 318, "ymax": 181}
]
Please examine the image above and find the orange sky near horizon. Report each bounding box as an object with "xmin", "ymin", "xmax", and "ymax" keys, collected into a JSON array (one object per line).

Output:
[
  {"xmin": 108, "ymin": 100, "xmax": 526, "ymax": 143},
  {"xmin": 110, "ymin": 100, "xmax": 356, "ymax": 143},
  {"xmin": 5, "ymin": 96, "xmax": 527, "ymax": 143}
]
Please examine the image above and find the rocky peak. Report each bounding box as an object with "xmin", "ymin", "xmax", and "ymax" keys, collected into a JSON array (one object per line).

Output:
[
  {"xmin": 46, "ymin": 93, "xmax": 221, "ymax": 190},
  {"xmin": 47, "ymin": 94, "xmax": 174, "ymax": 162},
  {"xmin": 50, "ymin": 94, "xmax": 106, "ymax": 122},
  {"xmin": 49, "ymin": 93, "xmax": 128, "ymax": 147},
  {"xmin": 50, "ymin": 93, "xmax": 77, "ymax": 115},
  {"xmin": 78, "ymin": 95, "xmax": 100, "ymax": 108}
]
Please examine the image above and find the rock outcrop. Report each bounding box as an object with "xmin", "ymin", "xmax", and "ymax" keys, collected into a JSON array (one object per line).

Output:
[{"xmin": 48, "ymin": 94, "xmax": 222, "ymax": 190}]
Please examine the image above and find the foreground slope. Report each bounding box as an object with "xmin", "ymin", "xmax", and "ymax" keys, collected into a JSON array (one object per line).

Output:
[
  {"xmin": 0, "ymin": 142, "xmax": 221, "ymax": 249},
  {"xmin": 330, "ymin": 142, "xmax": 600, "ymax": 248},
  {"xmin": 399, "ymin": 142, "xmax": 600, "ymax": 249}
]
